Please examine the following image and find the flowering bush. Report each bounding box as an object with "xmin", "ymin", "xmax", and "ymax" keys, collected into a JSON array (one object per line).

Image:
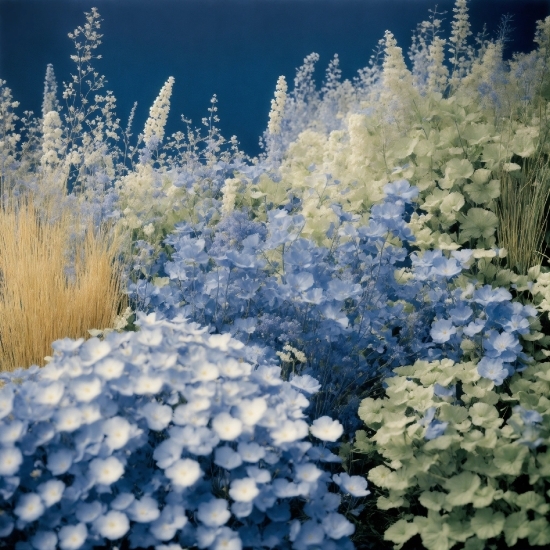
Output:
[
  {"xmin": 1, "ymin": 1, "xmax": 550, "ymax": 548},
  {"xmin": 0, "ymin": 312, "xmax": 365, "ymax": 550}
]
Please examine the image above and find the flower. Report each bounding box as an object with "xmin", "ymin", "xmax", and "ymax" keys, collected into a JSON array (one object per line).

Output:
[
  {"xmin": 47, "ymin": 448, "xmax": 73, "ymax": 475},
  {"xmin": 80, "ymin": 338, "xmax": 112, "ymax": 365},
  {"xmin": 197, "ymin": 498, "xmax": 231, "ymax": 527},
  {"xmin": 14, "ymin": 493, "xmax": 45, "ymax": 522},
  {"xmin": 0, "ymin": 446, "xmax": 23, "ymax": 476},
  {"xmin": 310, "ymin": 416, "xmax": 344, "ymax": 442},
  {"xmin": 93, "ymin": 510, "xmax": 130, "ymax": 540},
  {"xmin": 95, "ymin": 358, "xmax": 125, "ymax": 380},
  {"xmin": 72, "ymin": 376, "xmax": 102, "ymax": 402},
  {"xmin": 141, "ymin": 402, "xmax": 173, "ymax": 431},
  {"xmin": 430, "ymin": 319, "xmax": 456, "ymax": 343},
  {"xmin": 270, "ymin": 419, "xmax": 308, "ymax": 445},
  {"xmin": 127, "ymin": 496, "xmax": 160, "ymax": 523},
  {"xmin": 58, "ymin": 524, "xmax": 87, "ymax": 550},
  {"xmin": 214, "ymin": 446, "xmax": 243, "ymax": 470},
  {"xmin": 35, "ymin": 382, "xmax": 64, "ymax": 406},
  {"xmin": 134, "ymin": 375, "xmax": 164, "ymax": 395},
  {"xmin": 229, "ymin": 478, "xmax": 260, "ymax": 502},
  {"xmin": 332, "ymin": 473, "xmax": 370, "ymax": 497},
  {"xmin": 54, "ymin": 407, "xmax": 83, "ymax": 432},
  {"xmin": 103, "ymin": 416, "xmax": 133, "ymax": 450},
  {"xmin": 88, "ymin": 456, "xmax": 125, "ymax": 485},
  {"xmin": 165, "ymin": 458, "xmax": 202, "ymax": 488},
  {"xmin": 37, "ymin": 479, "xmax": 65, "ymax": 507},
  {"xmin": 237, "ymin": 442, "xmax": 265, "ymax": 463},
  {"xmin": 235, "ymin": 398, "xmax": 267, "ymax": 426},
  {"xmin": 477, "ymin": 357, "xmax": 508, "ymax": 385},
  {"xmin": 31, "ymin": 530, "xmax": 57, "ymax": 550},
  {"xmin": 212, "ymin": 412, "xmax": 243, "ymax": 441},
  {"xmin": 322, "ymin": 513, "xmax": 355, "ymax": 539}
]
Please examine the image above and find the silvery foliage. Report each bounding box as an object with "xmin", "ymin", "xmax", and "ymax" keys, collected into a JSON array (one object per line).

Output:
[{"xmin": 0, "ymin": 313, "xmax": 360, "ymax": 550}]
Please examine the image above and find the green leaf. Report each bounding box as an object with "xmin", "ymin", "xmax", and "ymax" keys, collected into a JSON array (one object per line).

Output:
[
  {"xmin": 445, "ymin": 158, "xmax": 474, "ymax": 181},
  {"xmin": 384, "ymin": 519, "xmax": 419, "ymax": 545},
  {"xmin": 493, "ymin": 444, "xmax": 529, "ymax": 476},
  {"xmin": 444, "ymin": 472, "xmax": 481, "ymax": 506},
  {"xmin": 419, "ymin": 490, "xmax": 447, "ymax": 511},
  {"xmin": 470, "ymin": 508, "xmax": 505, "ymax": 539},
  {"xmin": 504, "ymin": 512, "xmax": 530, "ymax": 547},
  {"xmin": 469, "ymin": 402, "xmax": 501, "ymax": 427},
  {"xmin": 528, "ymin": 518, "xmax": 550, "ymax": 546},
  {"xmin": 463, "ymin": 179, "xmax": 500, "ymax": 204},
  {"xmin": 459, "ymin": 208, "xmax": 498, "ymax": 241}
]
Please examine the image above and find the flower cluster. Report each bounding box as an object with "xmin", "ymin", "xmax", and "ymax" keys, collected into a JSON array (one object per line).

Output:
[{"xmin": 0, "ymin": 312, "xmax": 362, "ymax": 549}]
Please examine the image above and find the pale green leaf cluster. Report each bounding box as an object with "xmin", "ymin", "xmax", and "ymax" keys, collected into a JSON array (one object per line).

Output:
[{"xmin": 356, "ymin": 357, "xmax": 550, "ymax": 549}]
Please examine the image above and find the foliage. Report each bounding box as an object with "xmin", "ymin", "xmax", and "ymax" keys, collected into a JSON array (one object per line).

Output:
[{"xmin": 355, "ymin": 355, "xmax": 550, "ymax": 549}]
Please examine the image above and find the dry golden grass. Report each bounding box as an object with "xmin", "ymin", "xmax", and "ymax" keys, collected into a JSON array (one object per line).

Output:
[
  {"xmin": 0, "ymin": 194, "xmax": 128, "ymax": 372},
  {"xmin": 496, "ymin": 153, "xmax": 550, "ymax": 275}
]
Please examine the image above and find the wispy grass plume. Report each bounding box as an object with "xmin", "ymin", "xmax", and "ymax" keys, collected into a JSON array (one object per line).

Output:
[{"xmin": 0, "ymin": 195, "xmax": 128, "ymax": 372}]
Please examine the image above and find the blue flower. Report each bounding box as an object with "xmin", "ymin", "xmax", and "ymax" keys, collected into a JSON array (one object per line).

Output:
[
  {"xmin": 477, "ymin": 357, "xmax": 508, "ymax": 385},
  {"xmin": 430, "ymin": 320, "xmax": 456, "ymax": 343},
  {"xmin": 483, "ymin": 330, "xmax": 521, "ymax": 361}
]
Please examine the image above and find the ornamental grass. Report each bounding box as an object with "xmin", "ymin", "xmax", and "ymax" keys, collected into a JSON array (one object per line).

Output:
[{"xmin": 0, "ymin": 194, "xmax": 127, "ymax": 372}]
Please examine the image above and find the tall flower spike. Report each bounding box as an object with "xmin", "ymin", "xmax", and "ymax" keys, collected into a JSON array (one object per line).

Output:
[
  {"xmin": 268, "ymin": 75, "xmax": 287, "ymax": 135},
  {"xmin": 42, "ymin": 64, "xmax": 60, "ymax": 118},
  {"xmin": 427, "ymin": 37, "xmax": 449, "ymax": 93},
  {"xmin": 142, "ymin": 76, "xmax": 175, "ymax": 145},
  {"xmin": 380, "ymin": 31, "xmax": 414, "ymax": 107},
  {"xmin": 449, "ymin": 0, "xmax": 472, "ymax": 86}
]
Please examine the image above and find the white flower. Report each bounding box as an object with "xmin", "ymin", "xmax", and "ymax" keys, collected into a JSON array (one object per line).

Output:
[
  {"xmin": 134, "ymin": 375, "xmax": 164, "ymax": 395},
  {"xmin": 35, "ymin": 382, "xmax": 64, "ymax": 406},
  {"xmin": 270, "ymin": 419, "xmax": 309, "ymax": 445},
  {"xmin": 58, "ymin": 523, "xmax": 87, "ymax": 550},
  {"xmin": 141, "ymin": 402, "xmax": 172, "ymax": 431},
  {"xmin": 236, "ymin": 398, "xmax": 267, "ymax": 426},
  {"xmin": 80, "ymin": 403, "xmax": 102, "ymax": 424},
  {"xmin": 294, "ymin": 463, "xmax": 322, "ymax": 483},
  {"xmin": 310, "ymin": 416, "xmax": 343, "ymax": 442},
  {"xmin": 93, "ymin": 510, "xmax": 130, "ymax": 540},
  {"xmin": 127, "ymin": 496, "xmax": 160, "ymax": 523},
  {"xmin": 332, "ymin": 473, "xmax": 370, "ymax": 497},
  {"xmin": 214, "ymin": 446, "xmax": 243, "ymax": 470},
  {"xmin": 14, "ymin": 493, "xmax": 45, "ymax": 522},
  {"xmin": 72, "ymin": 376, "xmax": 102, "ymax": 402},
  {"xmin": 54, "ymin": 407, "xmax": 83, "ymax": 432},
  {"xmin": 143, "ymin": 76, "xmax": 174, "ymax": 144},
  {"xmin": 88, "ymin": 456, "xmax": 125, "ymax": 485},
  {"xmin": 137, "ymin": 328, "xmax": 163, "ymax": 347},
  {"xmin": 31, "ymin": 530, "xmax": 58, "ymax": 550},
  {"xmin": 80, "ymin": 338, "xmax": 112, "ymax": 365},
  {"xmin": 95, "ymin": 358, "xmax": 125, "ymax": 380},
  {"xmin": 0, "ymin": 420, "xmax": 25, "ymax": 444},
  {"xmin": 197, "ymin": 498, "xmax": 231, "ymax": 527},
  {"xmin": 165, "ymin": 458, "xmax": 202, "ymax": 488},
  {"xmin": 47, "ymin": 449, "xmax": 73, "ymax": 475},
  {"xmin": 237, "ymin": 442, "xmax": 265, "ymax": 463},
  {"xmin": 103, "ymin": 416, "xmax": 132, "ymax": 450},
  {"xmin": 143, "ymin": 223, "xmax": 155, "ymax": 236},
  {"xmin": 37, "ymin": 479, "xmax": 65, "ymax": 507},
  {"xmin": 268, "ymin": 75, "xmax": 287, "ymax": 135},
  {"xmin": 193, "ymin": 361, "xmax": 219, "ymax": 382},
  {"xmin": 229, "ymin": 478, "xmax": 259, "ymax": 502},
  {"xmin": 212, "ymin": 412, "xmax": 243, "ymax": 441},
  {"xmin": 212, "ymin": 527, "xmax": 243, "ymax": 550}
]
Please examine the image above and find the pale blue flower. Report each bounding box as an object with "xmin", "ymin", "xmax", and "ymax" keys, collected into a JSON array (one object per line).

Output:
[
  {"xmin": 214, "ymin": 446, "xmax": 243, "ymax": 470},
  {"xmin": 93, "ymin": 510, "xmax": 130, "ymax": 540},
  {"xmin": 332, "ymin": 473, "xmax": 370, "ymax": 497},
  {"xmin": 322, "ymin": 513, "xmax": 355, "ymax": 539},
  {"xmin": 46, "ymin": 448, "xmax": 73, "ymax": 475},
  {"xmin": 58, "ymin": 523, "xmax": 87, "ymax": 550},
  {"xmin": 14, "ymin": 493, "xmax": 44, "ymax": 522},
  {"xmin": 430, "ymin": 319, "xmax": 456, "ymax": 343},
  {"xmin": 0, "ymin": 446, "xmax": 23, "ymax": 476},
  {"xmin": 31, "ymin": 530, "xmax": 57, "ymax": 550},
  {"xmin": 127, "ymin": 496, "xmax": 161, "ymax": 523},
  {"xmin": 36, "ymin": 479, "xmax": 65, "ymax": 507},
  {"xmin": 477, "ymin": 357, "xmax": 508, "ymax": 385},
  {"xmin": 197, "ymin": 498, "xmax": 231, "ymax": 527},
  {"xmin": 237, "ymin": 441, "xmax": 265, "ymax": 463}
]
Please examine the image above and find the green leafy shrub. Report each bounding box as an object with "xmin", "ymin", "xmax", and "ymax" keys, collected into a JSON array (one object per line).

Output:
[{"xmin": 353, "ymin": 357, "xmax": 550, "ymax": 549}]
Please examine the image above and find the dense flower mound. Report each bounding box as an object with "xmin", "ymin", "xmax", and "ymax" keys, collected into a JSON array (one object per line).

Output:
[
  {"xmin": 0, "ymin": 312, "xmax": 363, "ymax": 550},
  {"xmin": 127, "ymin": 181, "xmax": 539, "ymax": 434}
]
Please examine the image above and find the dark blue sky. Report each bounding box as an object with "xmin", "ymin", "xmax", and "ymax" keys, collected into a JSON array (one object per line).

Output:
[{"xmin": 1, "ymin": 0, "xmax": 549, "ymax": 155}]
